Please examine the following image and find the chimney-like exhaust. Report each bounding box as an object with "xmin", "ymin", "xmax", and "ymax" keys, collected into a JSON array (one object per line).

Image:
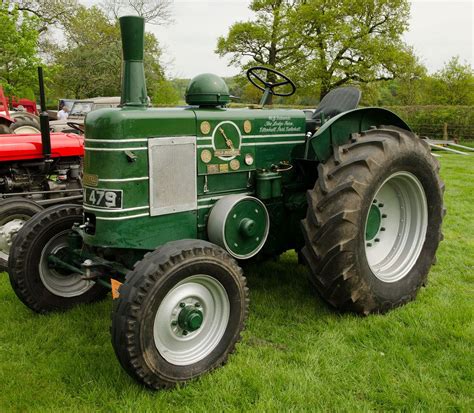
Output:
[
  {"xmin": 37, "ymin": 67, "xmax": 51, "ymax": 158},
  {"xmin": 119, "ymin": 16, "xmax": 148, "ymax": 108}
]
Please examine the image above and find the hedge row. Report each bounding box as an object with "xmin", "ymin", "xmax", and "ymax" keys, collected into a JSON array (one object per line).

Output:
[{"xmin": 385, "ymin": 106, "xmax": 474, "ymax": 141}]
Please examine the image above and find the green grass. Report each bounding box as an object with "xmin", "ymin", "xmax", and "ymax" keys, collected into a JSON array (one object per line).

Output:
[{"xmin": 1, "ymin": 155, "xmax": 473, "ymax": 412}]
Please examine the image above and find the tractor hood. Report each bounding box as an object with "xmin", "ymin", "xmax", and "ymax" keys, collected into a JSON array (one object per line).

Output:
[{"xmin": 0, "ymin": 132, "xmax": 84, "ymax": 162}]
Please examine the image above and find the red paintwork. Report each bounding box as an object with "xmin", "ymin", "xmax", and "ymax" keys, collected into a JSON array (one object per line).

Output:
[
  {"xmin": 11, "ymin": 98, "xmax": 38, "ymax": 115},
  {"xmin": 0, "ymin": 132, "xmax": 84, "ymax": 162},
  {"xmin": 0, "ymin": 86, "xmax": 12, "ymax": 123}
]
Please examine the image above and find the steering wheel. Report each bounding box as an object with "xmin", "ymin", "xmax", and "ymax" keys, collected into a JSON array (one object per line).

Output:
[
  {"xmin": 66, "ymin": 122, "xmax": 85, "ymax": 134},
  {"xmin": 246, "ymin": 66, "xmax": 296, "ymax": 98}
]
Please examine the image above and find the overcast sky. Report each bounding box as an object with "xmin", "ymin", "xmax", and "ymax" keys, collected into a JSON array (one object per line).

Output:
[{"xmin": 86, "ymin": 0, "xmax": 473, "ymax": 78}]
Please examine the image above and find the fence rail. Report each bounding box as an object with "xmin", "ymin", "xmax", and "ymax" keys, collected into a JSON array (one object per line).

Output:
[{"xmin": 410, "ymin": 123, "xmax": 474, "ymax": 141}]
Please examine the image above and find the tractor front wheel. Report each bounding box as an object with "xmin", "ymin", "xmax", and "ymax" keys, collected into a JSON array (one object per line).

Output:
[
  {"xmin": 111, "ymin": 239, "xmax": 249, "ymax": 389},
  {"xmin": 8, "ymin": 204, "xmax": 108, "ymax": 313},
  {"xmin": 0, "ymin": 198, "xmax": 43, "ymax": 271},
  {"xmin": 301, "ymin": 126, "xmax": 444, "ymax": 314}
]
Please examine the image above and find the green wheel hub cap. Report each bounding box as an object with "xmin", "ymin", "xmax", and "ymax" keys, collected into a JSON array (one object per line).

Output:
[
  {"xmin": 208, "ymin": 194, "xmax": 270, "ymax": 259},
  {"xmin": 178, "ymin": 305, "xmax": 203, "ymax": 332},
  {"xmin": 224, "ymin": 199, "xmax": 268, "ymax": 258},
  {"xmin": 365, "ymin": 204, "xmax": 382, "ymax": 240}
]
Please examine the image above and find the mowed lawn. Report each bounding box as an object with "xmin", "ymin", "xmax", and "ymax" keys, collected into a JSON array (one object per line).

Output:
[{"xmin": 0, "ymin": 154, "xmax": 472, "ymax": 412}]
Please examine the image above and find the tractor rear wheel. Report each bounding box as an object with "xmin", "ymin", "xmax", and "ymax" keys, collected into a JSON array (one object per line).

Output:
[
  {"xmin": 111, "ymin": 239, "xmax": 249, "ymax": 389},
  {"xmin": 8, "ymin": 204, "xmax": 108, "ymax": 313},
  {"xmin": 0, "ymin": 198, "xmax": 43, "ymax": 272},
  {"xmin": 9, "ymin": 117, "xmax": 41, "ymax": 134},
  {"xmin": 0, "ymin": 124, "xmax": 11, "ymax": 134},
  {"xmin": 301, "ymin": 126, "xmax": 444, "ymax": 314}
]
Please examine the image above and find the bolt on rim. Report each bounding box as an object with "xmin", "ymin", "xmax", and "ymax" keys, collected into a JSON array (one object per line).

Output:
[
  {"xmin": 153, "ymin": 274, "xmax": 230, "ymax": 366},
  {"xmin": 364, "ymin": 172, "xmax": 428, "ymax": 283},
  {"xmin": 39, "ymin": 230, "xmax": 94, "ymax": 297}
]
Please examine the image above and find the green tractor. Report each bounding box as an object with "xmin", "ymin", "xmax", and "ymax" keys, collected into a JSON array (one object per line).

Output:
[{"xmin": 8, "ymin": 16, "xmax": 444, "ymax": 389}]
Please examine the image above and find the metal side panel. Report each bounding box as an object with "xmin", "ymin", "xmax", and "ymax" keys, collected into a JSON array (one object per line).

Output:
[{"xmin": 149, "ymin": 136, "xmax": 197, "ymax": 216}]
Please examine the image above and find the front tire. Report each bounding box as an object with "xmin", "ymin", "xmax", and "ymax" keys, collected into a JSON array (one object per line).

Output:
[
  {"xmin": 301, "ymin": 126, "xmax": 444, "ymax": 314},
  {"xmin": 8, "ymin": 204, "xmax": 108, "ymax": 313},
  {"xmin": 111, "ymin": 239, "xmax": 249, "ymax": 389},
  {"xmin": 0, "ymin": 198, "xmax": 43, "ymax": 271}
]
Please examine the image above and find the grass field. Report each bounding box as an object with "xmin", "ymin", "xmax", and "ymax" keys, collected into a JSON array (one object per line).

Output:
[{"xmin": 0, "ymin": 154, "xmax": 472, "ymax": 412}]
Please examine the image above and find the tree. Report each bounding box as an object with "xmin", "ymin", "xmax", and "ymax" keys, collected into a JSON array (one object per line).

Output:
[
  {"xmin": 51, "ymin": 6, "xmax": 165, "ymax": 99},
  {"xmin": 0, "ymin": 3, "xmax": 40, "ymax": 97},
  {"xmin": 217, "ymin": 0, "xmax": 422, "ymax": 101},
  {"xmin": 100, "ymin": 0, "xmax": 172, "ymax": 25},
  {"xmin": 429, "ymin": 57, "xmax": 474, "ymax": 105},
  {"xmin": 217, "ymin": 1, "xmax": 304, "ymax": 70},
  {"xmin": 297, "ymin": 0, "xmax": 422, "ymax": 99},
  {"xmin": 216, "ymin": 0, "xmax": 305, "ymax": 104},
  {"xmin": 13, "ymin": 0, "xmax": 78, "ymax": 33}
]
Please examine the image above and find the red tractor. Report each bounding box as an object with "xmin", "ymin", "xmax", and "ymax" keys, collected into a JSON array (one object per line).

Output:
[
  {"xmin": 0, "ymin": 69, "xmax": 84, "ymax": 270},
  {"xmin": 0, "ymin": 86, "xmax": 41, "ymax": 134}
]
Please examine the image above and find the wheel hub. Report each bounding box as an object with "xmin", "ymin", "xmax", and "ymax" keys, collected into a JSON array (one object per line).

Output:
[
  {"xmin": 0, "ymin": 219, "xmax": 25, "ymax": 256},
  {"xmin": 365, "ymin": 204, "xmax": 382, "ymax": 241},
  {"xmin": 364, "ymin": 172, "xmax": 428, "ymax": 283},
  {"xmin": 177, "ymin": 304, "xmax": 203, "ymax": 332},
  {"xmin": 154, "ymin": 274, "xmax": 230, "ymax": 366}
]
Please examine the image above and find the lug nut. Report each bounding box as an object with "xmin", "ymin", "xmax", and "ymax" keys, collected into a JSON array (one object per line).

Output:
[
  {"xmin": 378, "ymin": 203, "xmax": 384, "ymax": 208},
  {"xmin": 179, "ymin": 302, "xmax": 186, "ymax": 308},
  {"xmin": 182, "ymin": 330, "xmax": 188, "ymax": 336},
  {"xmin": 195, "ymin": 302, "xmax": 201, "ymax": 307},
  {"xmin": 375, "ymin": 238, "xmax": 380, "ymax": 242},
  {"xmin": 382, "ymin": 214, "xmax": 387, "ymax": 218},
  {"xmin": 373, "ymin": 199, "xmax": 377, "ymax": 204},
  {"xmin": 367, "ymin": 242, "xmax": 372, "ymax": 247},
  {"xmin": 171, "ymin": 321, "xmax": 177, "ymax": 326},
  {"xmin": 380, "ymin": 227, "xmax": 386, "ymax": 231}
]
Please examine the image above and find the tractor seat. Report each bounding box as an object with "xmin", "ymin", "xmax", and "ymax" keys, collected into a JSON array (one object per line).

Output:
[{"xmin": 306, "ymin": 86, "xmax": 361, "ymax": 134}]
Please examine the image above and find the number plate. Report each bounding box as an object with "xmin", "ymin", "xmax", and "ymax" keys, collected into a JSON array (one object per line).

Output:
[{"xmin": 84, "ymin": 188, "xmax": 123, "ymax": 209}]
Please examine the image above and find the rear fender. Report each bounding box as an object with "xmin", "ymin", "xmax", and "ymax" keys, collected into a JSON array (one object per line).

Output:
[{"xmin": 308, "ymin": 107, "xmax": 411, "ymax": 162}]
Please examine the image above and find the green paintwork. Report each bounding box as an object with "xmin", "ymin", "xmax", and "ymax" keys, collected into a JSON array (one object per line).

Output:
[
  {"xmin": 223, "ymin": 198, "xmax": 268, "ymax": 257},
  {"xmin": 310, "ymin": 107, "xmax": 411, "ymax": 162},
  {"xmin": 256, "ymin": 171, "xmax": 282, "ymax": 200},
  {"xmin": 366, "ymin": 205, "xmax": 382, "ymax": 240},
  {"xmin": 178, "ymin": 305, "xmax": 204, "ymax": 332},
  {"xmin": 119, "ymin": 16, "xmax": 147, "ymax": 107},
  {"xmin": 186, "ymin": 73, "xmax": 230, "ymax": 106}
]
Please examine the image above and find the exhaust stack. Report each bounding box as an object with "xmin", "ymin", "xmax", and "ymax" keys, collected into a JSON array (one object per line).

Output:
[
  {"xmin": 119, "ymin": 16, "xmax": 148, "ymax": 108},
  {"xmin": 37, "ymin": 67, "xmax": 51, "ymax": 158}
]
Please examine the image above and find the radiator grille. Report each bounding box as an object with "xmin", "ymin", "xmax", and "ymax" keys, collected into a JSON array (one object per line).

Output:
[{"xmin": 149, "ymin": 137, "xmax": 197, "ymax": 216}]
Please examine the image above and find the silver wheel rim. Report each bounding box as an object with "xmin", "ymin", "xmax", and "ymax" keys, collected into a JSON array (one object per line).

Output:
[
  {"xmin": 39, "ymin": 230, "xmax": 94, "ymax": 297},
  {"xmin": 365, "ymin": 172, "xmax": 428, "ymax": 283},
  {"xmin": 13, "ymin": 125, "xmax": 41, "ymax": 134},
  {"xmin": 0, "ymin": 214, "xmax": 30, "ymax": 263},
  {"xmin": 154, "ymin": 274, "xmax": 230, "ymax": 366}
]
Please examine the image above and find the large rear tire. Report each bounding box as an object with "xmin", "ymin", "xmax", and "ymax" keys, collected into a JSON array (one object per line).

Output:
[
  {"xmin": 301, "ymin": 126, "xmax": 444, "ymax": 314},
  {"xmin": 10, "ymin": 117, "xmax": 41, "ymax": 134},
  {"xmin": 0, "ymin": 198, "xmax": 43, "ymax": 271},
  {"xmin": 111, "ymin": 239, "xmax": 249, "ymax": 389},
  {"xmin": 8, "ymin": 204, "xmax": 108, "ymax": 313}
]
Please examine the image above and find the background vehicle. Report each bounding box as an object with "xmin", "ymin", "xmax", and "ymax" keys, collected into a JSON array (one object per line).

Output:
[
  {"xmin": 9, "ymin": 16, "xmax": 444, "ymax": 390},
  {"xmin": 49, "ymin": 97, "xmax": 121, "ymax": 133},
  {"xmin": 0, "ymin": 86, "xmax": 41, "ymax": 134},
  {"xmin": 0, "ymin": 69, "xmax": 84, "ymax": 270}
]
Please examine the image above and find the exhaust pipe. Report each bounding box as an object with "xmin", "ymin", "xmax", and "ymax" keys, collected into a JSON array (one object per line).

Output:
[
  {"xmin": 119, "ymin": 16, "xmax": 148, "ymax": 108},
  {"xmin": 37, "ymin": 67, "xmax": 51, "ymax": 158}
]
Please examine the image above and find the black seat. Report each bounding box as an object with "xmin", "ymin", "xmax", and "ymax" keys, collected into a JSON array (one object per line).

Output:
[{"xmin": 306, "ymin": 87, "xmax": 361, "ymax": 133}]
